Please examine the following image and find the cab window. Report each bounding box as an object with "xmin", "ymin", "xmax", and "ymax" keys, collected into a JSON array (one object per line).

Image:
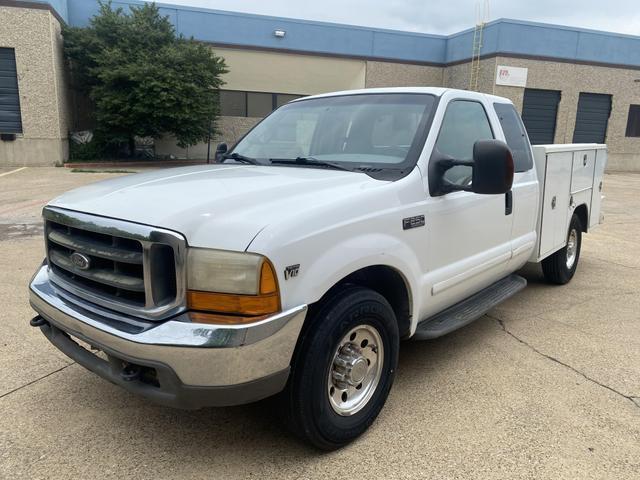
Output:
[
  {"xmin": 493, "ymin": 102, "xmax": 534, "ymax": 172},
  {"xmin": 435, "ymin": 100, "xmax": 494, "ymax": 186}
]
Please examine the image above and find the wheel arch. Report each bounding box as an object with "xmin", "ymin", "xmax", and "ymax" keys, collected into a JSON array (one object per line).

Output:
[
  {"xmin": 305, "ymin": 265, "xmax": 413, "ymax": 340},
  {"xmin": 574, "ymin": 203, "xmax": 589, "ymax": 233}
]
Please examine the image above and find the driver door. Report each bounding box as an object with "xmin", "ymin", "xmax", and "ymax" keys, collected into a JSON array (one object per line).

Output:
[{"xmin": 423, "ymin": 97, "xmax": 514, "ymax": 316}]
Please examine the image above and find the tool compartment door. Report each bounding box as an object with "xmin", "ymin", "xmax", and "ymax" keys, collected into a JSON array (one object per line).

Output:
[
  {"xmin": 589, "ymin": 149, "xmax": 608, "ymax": 229},
  {"xmin": 571, "ymin": 150, "xmax": 596, "ymax": 194},
  {"xmin": 539, "ymin": 151, "xmax": 572, "ymax": 258}
]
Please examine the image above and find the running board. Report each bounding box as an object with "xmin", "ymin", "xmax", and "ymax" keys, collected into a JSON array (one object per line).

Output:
[{"xmin": 413, "ymin": 274, "xmax": 527, "ymax": 340}]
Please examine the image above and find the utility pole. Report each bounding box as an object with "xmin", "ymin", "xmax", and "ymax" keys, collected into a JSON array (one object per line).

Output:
[{"xmin": 206, "ymin": 117, "xmax": 212, "ymax": 163}]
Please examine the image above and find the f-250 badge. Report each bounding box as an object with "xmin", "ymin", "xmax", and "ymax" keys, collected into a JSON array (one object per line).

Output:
[
  {"xmin": 284, "ymin": 264, "xmax": 300, "ymax": 280},
  {"xmin": 403, "ymin": 215, "xmax": 425, "ymax": 230}
]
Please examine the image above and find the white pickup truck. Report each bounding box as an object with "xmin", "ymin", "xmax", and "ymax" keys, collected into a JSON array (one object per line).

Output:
[{"xmin": 29, "ymin": 87, "xmax": 606, "ymax": 449}]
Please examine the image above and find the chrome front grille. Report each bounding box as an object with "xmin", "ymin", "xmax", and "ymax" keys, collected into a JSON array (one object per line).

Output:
[{"xmin": 43, "ymin": 207, "xmax": 187, "ymax": 320}]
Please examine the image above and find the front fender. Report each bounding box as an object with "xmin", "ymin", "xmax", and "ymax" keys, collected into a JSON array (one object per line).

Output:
[
  {"xmin": 246, "ymin": 167, "xmax": 428, "ymax": 334},
  {"xmin": 260, "ymin": 232, "xmax": 424, "ymax": 333}
]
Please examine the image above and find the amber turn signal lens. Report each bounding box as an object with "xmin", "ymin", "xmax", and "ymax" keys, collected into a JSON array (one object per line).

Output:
[
  {"xmin": 187, "ymin": 290, "xmax": 280, "ymax": 316},
  {"xmin": 259, "ymin": 260, "xmax": 278, "ymax": 295}
]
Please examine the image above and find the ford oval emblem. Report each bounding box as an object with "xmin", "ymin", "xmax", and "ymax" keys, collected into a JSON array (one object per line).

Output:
[{"xmin": 70, "ymin": 252, "xmax": 91, "ymax": 270}]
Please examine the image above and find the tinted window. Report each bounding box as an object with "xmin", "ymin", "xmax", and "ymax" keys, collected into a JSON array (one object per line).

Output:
[
  {"xmin": 494, "ymin": 102, "xmax": 534, "ymax": 172},
  {"xmin": 219, "ymin": 91, "xmax": 305, "ymax": 117},
  {"xmin": 219, "ymin": 90, "xmax": 246, "ymax": 117},
  {"xmin": 247, "ymin": 92, "xmax": 273, "ymax": 117},
  {"xmin": 276, "ymin": 94, "xmax": 302, "ymax": 108},
  {"xmin": 435, "ymin": 100, "xmax": 493, "ymax": 186}
]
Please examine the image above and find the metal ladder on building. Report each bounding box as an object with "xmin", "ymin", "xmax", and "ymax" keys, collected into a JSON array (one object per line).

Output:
[{"xmin": 469, "ymin": 0, "xmax": 490, "ymax": 91}]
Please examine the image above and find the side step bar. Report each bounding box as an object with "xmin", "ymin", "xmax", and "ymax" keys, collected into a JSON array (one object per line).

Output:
[{"xmin": 413, "ymin": 274, "xmax": 527, "ymax": 340}]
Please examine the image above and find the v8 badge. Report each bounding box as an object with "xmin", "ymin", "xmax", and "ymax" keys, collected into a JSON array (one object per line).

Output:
[{"xmin": 284, "ymin": 264, "xmax": 300, "ymax": 280}]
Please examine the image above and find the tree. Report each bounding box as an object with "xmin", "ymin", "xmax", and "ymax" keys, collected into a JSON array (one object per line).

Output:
[{"xmin": 63, "ymin": 1, "xmax": 228, "ymax": 155}]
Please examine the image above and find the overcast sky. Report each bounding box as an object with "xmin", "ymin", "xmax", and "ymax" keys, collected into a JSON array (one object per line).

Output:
[{"xmin": 150, "ymin": 0, "xmax": 640, "ymax": 35}]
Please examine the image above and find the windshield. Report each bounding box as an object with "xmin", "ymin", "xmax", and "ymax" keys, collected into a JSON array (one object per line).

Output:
[{"xmin": 230, "ymin": 93, "xmax": 437, "ymax": 176}]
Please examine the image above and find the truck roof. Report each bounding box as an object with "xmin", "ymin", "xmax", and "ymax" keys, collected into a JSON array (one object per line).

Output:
[{"xmin": 297, "ymin": 87, "xmax": 513, "ymax": 105}]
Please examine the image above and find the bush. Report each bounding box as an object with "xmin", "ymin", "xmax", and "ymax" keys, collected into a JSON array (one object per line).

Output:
[{"xmin": 68, "ymin": 140, "xmax": 105, "ymax": 162}]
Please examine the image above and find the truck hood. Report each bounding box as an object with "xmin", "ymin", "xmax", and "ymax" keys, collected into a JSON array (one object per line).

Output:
[{"xmin": 49, "ymin": 164, "xmax": 385, "ymax": 250}]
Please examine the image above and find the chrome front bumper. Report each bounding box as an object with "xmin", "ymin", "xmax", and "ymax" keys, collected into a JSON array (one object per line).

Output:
[{"xmin": 29, "ymin": 266, "xmax": 307, "ymax": 408}]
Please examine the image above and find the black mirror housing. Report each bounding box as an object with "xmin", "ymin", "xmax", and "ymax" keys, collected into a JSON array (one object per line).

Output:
[
  {"xmin": 428, "ymin": 139, "xmax": 514, "ymax": 196},
  {"xmin": 471, "ymin": 139, "xmax": 514, "ymax": 195},
  {"xmin": 214, "ymin": 142, "xmax": 228, "ymax": 163}
]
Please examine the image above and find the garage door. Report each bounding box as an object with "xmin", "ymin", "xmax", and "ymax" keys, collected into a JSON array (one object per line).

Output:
[
  {"xmin": 573, "ymin": 92, "xmax": 611, "ymax": 143},
  {"xmin": 0, "ymin": 48, "xmax": 22, "ymax": 134},
  {"xmin": 521, "ymin": 88, "xmax": 561, "ymax": 145}
]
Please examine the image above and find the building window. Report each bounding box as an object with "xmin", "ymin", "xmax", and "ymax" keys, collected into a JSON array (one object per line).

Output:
[
  {"xmin": 276, "ymin": 94, "xmax": 300, "ymax": 108},
  {"xmin": 219, "ymin": 90, "xmax": 245, "ymax": 117},
  {"xmin": 218, "ymin": 90, "xmax": 303, "ymax": 117},
  {"xmin": 0, "ymin": 48, "xmax": 23, "ymax": 134},
  {"xmin": 626, "ymin": 105, "xmax": 640, "ymax": 137},
  {"xmin": 247, "ymin": 92, "xmax": 273, "ymax": 117}
]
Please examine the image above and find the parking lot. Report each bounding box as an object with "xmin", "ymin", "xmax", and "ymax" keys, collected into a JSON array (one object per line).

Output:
[{"xmin": 1, "ymin": 166, "xmax": 639, "ymax": 479}]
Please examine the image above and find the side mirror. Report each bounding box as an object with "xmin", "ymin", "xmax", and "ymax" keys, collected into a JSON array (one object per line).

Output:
[
  {"xmin": 214, "ymin": 142, "xmax": 228, "ymax": 163},
  {"xmin": 428, "ymin": 139, "xmax": 514, "ymax": 196},
  {"xmin": 470, "ymin": 139, "xmax": 514, "ymax": 195}
]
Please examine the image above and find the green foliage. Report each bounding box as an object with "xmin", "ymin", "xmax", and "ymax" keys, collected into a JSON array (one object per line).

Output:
[
  {"xmin": 63, "ymin": 1, "xmax": 227, "ymax": 151},
  {"xmin": 68, "ymin": 136, "xmax": 109, "ymax": 161}
]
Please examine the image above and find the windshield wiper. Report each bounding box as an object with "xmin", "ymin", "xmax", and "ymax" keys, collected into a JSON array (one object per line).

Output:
[
  {"xmin": 269, "ymin": 157, "xmax": 353, "ymax": 172},
  {"xmin": 221, "ymin": 152, "xmax": 260, "ymax": 165}
]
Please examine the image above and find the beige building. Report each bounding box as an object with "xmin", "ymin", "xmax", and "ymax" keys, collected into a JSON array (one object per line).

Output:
[
  {"xmin": 1, "ymin": 1, "xmax": 639, "ymax": 171},
  {"xmin": 447, "ymin": 56, "xmax": 640, "ymax": 171},
  {"xmin": 0, "ymin": 3, "xmax": 69, "ymax": 167}
]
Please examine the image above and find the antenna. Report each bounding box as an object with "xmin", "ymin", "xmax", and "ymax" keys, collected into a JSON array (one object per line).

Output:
[{"xmin": 469, "ymin": 0, "xmax": 490, "ymax": 91}]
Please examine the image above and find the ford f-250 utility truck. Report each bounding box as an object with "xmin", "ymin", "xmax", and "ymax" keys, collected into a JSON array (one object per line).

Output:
[{"xmin": 28, "ymin": 87, "xmax": 606, "ymax": 450}]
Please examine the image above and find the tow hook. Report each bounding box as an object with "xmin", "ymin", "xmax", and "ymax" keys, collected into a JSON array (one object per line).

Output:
[
  {"xmin": 29, "ymin": 315, "xmax": 48, "ymax": 327},
  {"xmin": 121, "ymin": 363, "xmax": 141, "ymax": 382}
]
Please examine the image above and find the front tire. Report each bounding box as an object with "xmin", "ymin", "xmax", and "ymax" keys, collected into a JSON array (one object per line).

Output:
[
  {"xmin": 542, "ymin": 213, "xmax": 582, "ymax": 284},
  {"xmin": 283, "ymin": 286, "xmax": 399, "ymax": 450}
]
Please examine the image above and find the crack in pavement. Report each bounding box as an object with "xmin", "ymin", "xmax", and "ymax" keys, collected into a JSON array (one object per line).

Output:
[
  {"xmin": 0, "ymin": 362, "xmax": 75, "ymax": 401},
  {"xmin": 487, "ymin": 314, "xmax": 639, "ymax": 410},
  {"xmin": 590, "ymin": 257, "xmax": 640, "ymax": 271}
]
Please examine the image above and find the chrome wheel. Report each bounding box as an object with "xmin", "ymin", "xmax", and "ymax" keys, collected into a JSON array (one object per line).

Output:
[
  {"xmin": 566, "ymin": 228, "xmax": 578, "ymax": 269},
  {"xmin": 327, "ymin": 324, "xmax": 384, "ymax": 416}
]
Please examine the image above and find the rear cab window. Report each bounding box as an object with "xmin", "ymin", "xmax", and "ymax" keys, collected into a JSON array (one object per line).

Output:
[{"xmin": 493, "ymin": 103, "xmax": 534, "ymax": 172}]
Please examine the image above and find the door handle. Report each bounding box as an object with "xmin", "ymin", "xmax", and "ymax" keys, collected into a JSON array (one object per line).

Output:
[{"xmin": 505, "ymin": 190, "xmax": 513, "ymax": 215}]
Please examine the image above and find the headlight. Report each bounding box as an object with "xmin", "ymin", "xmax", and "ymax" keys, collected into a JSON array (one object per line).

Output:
[
  {"xmin": 188, "ymin": 248, "xmax": 265, "ymax": 295},
  {"xmin": 186, "ymin": 248, "xmax": 280, "ymax": 322}
]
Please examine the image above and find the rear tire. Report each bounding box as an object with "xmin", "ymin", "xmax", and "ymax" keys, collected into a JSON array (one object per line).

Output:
[
  {"xmin": 282, "ymin": 286, "xmax": 399, "ymax": 450},
  {"xmin": 542, "ymin": 213, "xmax": 582, "ymax": 285}
]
